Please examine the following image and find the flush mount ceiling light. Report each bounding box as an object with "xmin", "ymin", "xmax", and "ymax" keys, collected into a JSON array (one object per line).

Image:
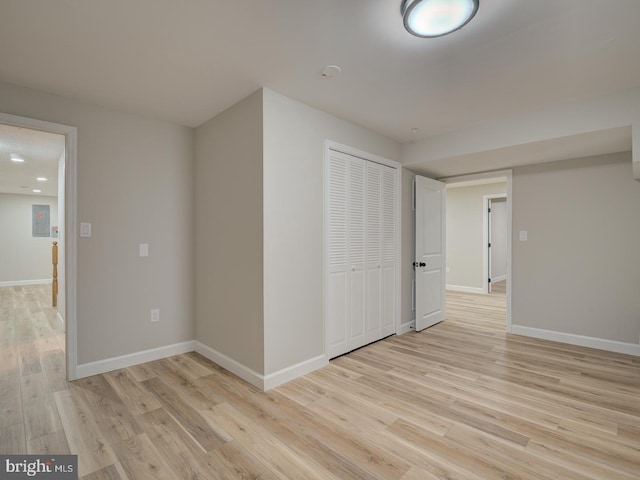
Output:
[
  {"xmin": 401, "ymin": 0, "xmax": 479, "ymax": 38},
  {"xmin": 10, "ymin": 153, "xmax": 25, "ymax": 163}
]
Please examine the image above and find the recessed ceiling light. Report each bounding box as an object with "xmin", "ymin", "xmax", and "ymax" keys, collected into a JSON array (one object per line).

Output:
[
  {"xmin": 10, "ymin": 153, "xmax": 25, "ymax": 163},
  {"xmin": 32, "ymin": 189, "xmax": 42, "ymax": 193},
  {"xmin": 37, "ymin": 177, "xmax": 48, "ymax": 182},
  {"xmin": 401, "ymin": 0, "xmax": 479, "ymax": 38}
]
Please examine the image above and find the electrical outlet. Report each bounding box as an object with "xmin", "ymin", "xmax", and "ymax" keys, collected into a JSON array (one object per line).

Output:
[{"xmin": 150, "ymin": 309, "xmax": 160, "ymax": 323}]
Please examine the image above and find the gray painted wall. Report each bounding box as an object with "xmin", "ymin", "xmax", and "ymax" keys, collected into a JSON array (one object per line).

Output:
[
  {"xmin": 512, "ymin": 151, "xmax": 640, "ymax": 344},
  {"xmin": 446, "ymin": 182, "xmax": 507, "ymax": 289},
  {"xmin": 0, "ymin": 81, "xmax": 195, "ymax": 365},
  {"xmin": 194, "ymin": 89, "xmax": 265, "ymax": 374}
]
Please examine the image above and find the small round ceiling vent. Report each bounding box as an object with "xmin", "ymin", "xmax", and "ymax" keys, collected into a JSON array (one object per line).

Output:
[{"xmin": 321, "ymin": 65, "xmax": 342, "ymax": 79}]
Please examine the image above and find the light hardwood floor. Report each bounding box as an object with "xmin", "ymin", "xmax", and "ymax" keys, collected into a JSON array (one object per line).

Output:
[
  {"xmin": 490, "ymin": 279, "xmax": 507, "ymax": 294},
  {"xmin": 1, "ymin": 285, "xmax": 639, "ymax": 479}
]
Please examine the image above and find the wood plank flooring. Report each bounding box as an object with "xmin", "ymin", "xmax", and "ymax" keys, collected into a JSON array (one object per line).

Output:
[
  {"xmin": 1, "ymin": 285, "xmax": 639, "ymax": 479},
  {"xmin": 0, "ymin": 284, "xmax": 68, "ymax": 459},
  {"xmin": 490, "ymin": 279, "xmax": 507, "ymax": 294}
]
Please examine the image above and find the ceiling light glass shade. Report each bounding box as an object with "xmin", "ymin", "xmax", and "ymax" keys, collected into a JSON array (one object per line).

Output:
[
  {"xmin": 10, "ymin": 153, "xmax": 25, "ymax": 163},
  {"xmin": 401, "ymin": 0, "xmax": 479, "ymax": 38}
]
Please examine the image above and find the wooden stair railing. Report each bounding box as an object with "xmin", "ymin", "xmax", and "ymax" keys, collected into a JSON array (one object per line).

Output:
[{"xmin": 52, "ymin": 241, "xmax": 58, "ymax": 307}]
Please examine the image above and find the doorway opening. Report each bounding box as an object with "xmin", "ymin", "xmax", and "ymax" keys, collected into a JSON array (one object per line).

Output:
[
  {"xmin": 484, "ymin": 194, "xmax": 508, "ymax": 295},
  {"xmin": 0, "ymin": 112, "xmax": 78, "ymax": 380},
  {"xmin": 442, "ymin": 170, "xmax": 512, "ymax": 333}
]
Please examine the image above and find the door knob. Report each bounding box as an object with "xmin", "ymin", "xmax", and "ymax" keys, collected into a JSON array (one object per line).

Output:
[{"xmin": 412, "ymin": 262, "xmax": 426, "ymax": 267}]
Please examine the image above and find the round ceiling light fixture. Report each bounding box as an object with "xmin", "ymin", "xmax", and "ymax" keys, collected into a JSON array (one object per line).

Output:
[{"xmin": 401, "ymin": 0, "xmax": 479, "ymax": 38}]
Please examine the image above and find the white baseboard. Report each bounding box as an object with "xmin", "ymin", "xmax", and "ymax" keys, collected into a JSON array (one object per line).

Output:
[
  {"xmin": 447, "ymin": 284, "xmax": 485, "ymax": 294},
  {"xmin": 397, "ymin": 321, "xmax": 415, "ymax": 335},
  {"xmin": 195, "ymin": 341, "xmax": 329, "ymax": 391},
  {"xmin": 491, "ymin": 275, "xmax": 507, "ymax": 283},
  {"xmin": 195, "ymin": 341, "xmax": 264, "ymax": 390},
  {"xmin": 75, "ymin": 340, "xmax": 196, "ymax": 379},
  {"xmin": 263, "ymin": 354, "xmax": 328, "ymax": 391},
  {"xmin": 57, "ymin": 312, "xmax": 64, "ymax": 327},
  {"xmin": 72, "ymin": 338, "xmax": 329, "ymax": 389},
  {"xmin": 0, "ymin": 279, "xmax": 51, "ymax": 287},
  {"xmin": 511, "ymin": 325, "xmax": 640, "ymax": 357}
]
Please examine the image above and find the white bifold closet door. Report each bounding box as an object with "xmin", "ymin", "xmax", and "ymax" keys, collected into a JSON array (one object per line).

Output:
[{"xmin": 327, "ymin": 149, "xmax": 396, "ymax": 359}]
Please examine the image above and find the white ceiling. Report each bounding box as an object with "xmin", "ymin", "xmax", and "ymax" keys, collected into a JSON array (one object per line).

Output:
[
  {"xmin": 0, "ymin": 0, "xmax": 638, "ymax": 180},
  {"xmin": 410, "ymin": 126, "xmax": 633, "ymax": 178},
  {"xmin": 0, "ymin": 124, "xmax": 64, "ymax": 196}
]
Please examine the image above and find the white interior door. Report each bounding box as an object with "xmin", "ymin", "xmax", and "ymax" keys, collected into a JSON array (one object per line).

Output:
[
  {"xmin": 415, "ymin": 175, "xmax": 446, "ymax": 331},
  {"xmin": 487, "ymin": 200, "xmax": 492, "ymax": 293},
  {"xmin": 490, "ymin": 198, "xmax": 508, "ymax": 282}
]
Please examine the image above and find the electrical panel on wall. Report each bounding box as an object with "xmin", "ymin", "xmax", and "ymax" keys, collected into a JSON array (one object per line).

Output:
[{"xmin": 32, "ymin": 204, "xmax": 50, "ymax": 237}]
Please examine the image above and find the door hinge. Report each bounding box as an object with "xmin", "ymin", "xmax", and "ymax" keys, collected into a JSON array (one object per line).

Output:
[
  {"xmin": 488, "ymin": 278, "xmax": 492, "ymax": 283},
  {"xmin": 488, "ymin": 242, "xmax": 492, "ymax": 248},
  {"xmin": 488, "ymin": 208, "xmax": 491, "ymax": 213}
]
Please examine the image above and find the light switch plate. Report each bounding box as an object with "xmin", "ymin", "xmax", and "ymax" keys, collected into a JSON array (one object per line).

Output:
[
  {"xmin": 80, "ymin": 222, "xmax": 92, "ymax": 238},
  {"xmin": 519, "ymin": 230, "xmax": 528, "ymax": 241},
  {"xmin": 139, "ymin": 243, "xmax": 149, "ymax": 257}
]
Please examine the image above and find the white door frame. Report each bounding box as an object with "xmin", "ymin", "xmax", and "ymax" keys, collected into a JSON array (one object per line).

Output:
[
  {"xmin": 323, "ymin": 140, "xmax": 402, "ymax": 356},
  {"xmin": 483, "ymin": 193, "xmax": 507, "ymax": 294},
  {"xmin": 441, "ymin": 170, "xmax": 513, "ymax": 333},
  {"xmin": 0, "ymin": 112, "xmax": 78, "ymax": 379}
]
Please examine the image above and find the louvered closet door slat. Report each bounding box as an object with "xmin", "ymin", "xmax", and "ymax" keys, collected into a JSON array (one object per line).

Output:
[
  {"xmin": 365, "ymin": 162, "xmax": 382, "ymax": 341},
  {"xmin": 328, "ymin": 156, "xmax": 348, "ymax": 270},
  {"xmin": 382, "ymin": 165, "xmax": 396, "ymax": 263},
  {"xmin": 348, "ymin": 157, "xmax": 366, "ymax": 348},
  {"xmin": 366, "ymin": 163, "xmax": 382, "ymax": 265},
  {"xmin": 327, "ymin": 153, "xmax": 349, "ymax": 356},
  {"xmin": 381, "ymin": 165, "xmax": 396, "ymax": 335}
]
